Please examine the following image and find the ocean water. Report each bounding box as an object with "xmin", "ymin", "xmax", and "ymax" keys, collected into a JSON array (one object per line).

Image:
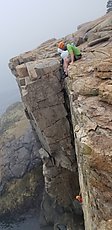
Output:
[
  {"xmin": 0, "ymin": 212, "xmax": 54, "ymax": 230},
  {"xmin": 0, "ymin": 212, "xmax": 40, "ymax": 230},
  {"xmin": 0, "ymin": 210, "xmax": 84, "ymax": 230},
  {"xmin": 0, "ymin": 89, "xmax": 20, "ymax": 116}
]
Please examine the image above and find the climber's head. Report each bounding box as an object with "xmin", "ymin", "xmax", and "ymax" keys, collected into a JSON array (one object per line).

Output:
[
  {"xmin": 76, "ymin": 196, "xmax": 80, "ymax": 201},
  {"xmin": 58, "ymin": 41, "xmax": 65, "ymax": 50},
  {"xmin": 75, "ymin": 195, "xmax": 83, "ymax": 203}
]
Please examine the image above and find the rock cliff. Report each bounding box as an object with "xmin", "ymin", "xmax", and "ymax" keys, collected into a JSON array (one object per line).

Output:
[
  {"xmin": 9, "ymin": 12, "xmax": 112, "ymax": 230},
  {"xmin": 0, "ymin": 102, "xmax": 43, "ymax": 216}
]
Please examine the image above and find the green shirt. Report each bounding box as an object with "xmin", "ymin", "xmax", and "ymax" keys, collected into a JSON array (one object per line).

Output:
[{"xmin": 67, "ymin": 44, "xmax": 81, "ymax": 56}]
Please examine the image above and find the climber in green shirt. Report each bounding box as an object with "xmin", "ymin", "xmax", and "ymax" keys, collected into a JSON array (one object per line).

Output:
[
  {"xmin": 58, "ymin": 41, "xmax": 82, "ymax": 75},
  {"xmin": 67, "ymin": 43, "xmax": 81, "ymax": 63}
]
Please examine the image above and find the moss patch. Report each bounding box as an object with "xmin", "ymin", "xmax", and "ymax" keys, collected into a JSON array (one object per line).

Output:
[{"xmin": 81, "ymin": 143, "xmax": 93, "ymax": 155}]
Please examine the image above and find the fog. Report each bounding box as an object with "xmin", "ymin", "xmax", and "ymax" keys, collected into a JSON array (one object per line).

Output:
[{"xmin": 0, "ymin": 0, "xmax": 107, "ymax": 114}]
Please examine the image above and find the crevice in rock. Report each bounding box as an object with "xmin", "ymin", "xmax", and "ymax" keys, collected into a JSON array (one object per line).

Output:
[
  {"xmin": 24, "ymin": 67, "xmax": 85, "ymax": 228},
  {"xmin": 58, "ymin": 73, "xmax": 85, "ymax": 228},
  {"xmin": 61, "ymin": 84, "xmax": 76, "ymax": 158}
]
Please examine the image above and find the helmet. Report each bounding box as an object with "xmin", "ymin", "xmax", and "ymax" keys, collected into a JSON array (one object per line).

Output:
[{"xmin": 58, "ymin": 41, "xmax": 65, "ymax": 49}]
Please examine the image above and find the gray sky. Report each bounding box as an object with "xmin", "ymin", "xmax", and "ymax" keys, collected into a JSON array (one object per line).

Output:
[{"xmin": 0, "ymin": 0, "xmax": 107, "ymax": 114}]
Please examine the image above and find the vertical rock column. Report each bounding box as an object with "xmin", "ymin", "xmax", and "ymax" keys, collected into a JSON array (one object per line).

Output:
[
  {"xmin": 66, "ymin": 56, "xmax": 112, "ymax": 229},
  {"xmin": 12, "ymin": 58, "xmax": 80, "ymax": 208}
]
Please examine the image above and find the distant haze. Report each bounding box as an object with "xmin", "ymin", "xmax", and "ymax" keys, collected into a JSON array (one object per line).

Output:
[{"xmin": 0, "ymin": 0, "xmax": 106, "ymax": 115}]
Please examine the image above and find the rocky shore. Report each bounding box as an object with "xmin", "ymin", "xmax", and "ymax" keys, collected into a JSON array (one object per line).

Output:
[{"xmin": 0, "ymin": 102, "xmax": 44, "ymax": 216}]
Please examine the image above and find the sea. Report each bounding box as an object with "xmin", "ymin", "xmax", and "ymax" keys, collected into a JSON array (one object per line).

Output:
[
  {"xmin": 0, "ymin": 211, "xmax": 41, "ymax": 230},
  {"xmin": 0, "ymin": 212, "xmax": 53, "ymax": 230},
  {"xmin": 0, "ymin": 89, "xmax": 21, "ymax": 116}
]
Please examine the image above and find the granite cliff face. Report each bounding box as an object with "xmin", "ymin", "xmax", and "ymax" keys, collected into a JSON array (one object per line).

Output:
[{"xmin": 9, "ymin": 12, "xmax": 112, "ymax": 229}]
